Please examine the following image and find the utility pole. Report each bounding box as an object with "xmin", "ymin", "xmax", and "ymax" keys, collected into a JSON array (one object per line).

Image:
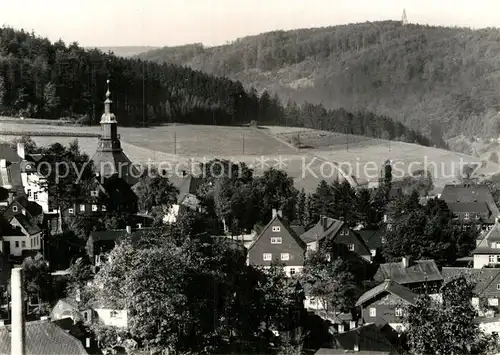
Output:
[
  {"xmin": 173, "ymin": 132, "xmax": 177, "ymax": 155},
  {"xmin": 142, "ymin": 61, "xmax": 146, "ymax": 127},
  {"xmin": 346, "ymin": 130, "xmax": 349, "ymax": 151},
  {"xmin": 242, "ymin": 134, "xmax": 245, "ymax": 155}
]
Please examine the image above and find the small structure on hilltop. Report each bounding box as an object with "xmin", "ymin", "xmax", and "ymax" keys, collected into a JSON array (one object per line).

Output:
[{"xmin": 402, "ymin": 9, "xmax": 408, "ymax": 26}]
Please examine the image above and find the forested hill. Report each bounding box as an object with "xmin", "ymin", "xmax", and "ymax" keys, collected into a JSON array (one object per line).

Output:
[
  {"xmin": 0, "ymin": 26, "xmax": 435, "ymax": 147},
  {"xmin": 137, "ymin": 21, "xmax": 500, "ymax": 141}
]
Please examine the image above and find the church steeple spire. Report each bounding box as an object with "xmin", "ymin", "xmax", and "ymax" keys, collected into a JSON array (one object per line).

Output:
[{"xmin": 100, "ymin": 79, "xmax": 116, "ymax": 123}]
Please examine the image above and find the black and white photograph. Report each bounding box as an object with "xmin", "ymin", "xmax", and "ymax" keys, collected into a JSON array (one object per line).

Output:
[{"xmin": 1, "ymin": 1, "xmax": 500, "ymax": 354}]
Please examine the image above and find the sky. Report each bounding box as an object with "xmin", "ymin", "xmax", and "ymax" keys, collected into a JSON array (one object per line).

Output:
[{"xmin": 1, "ymin": 0, "xmax": 500, "ymax": 47}]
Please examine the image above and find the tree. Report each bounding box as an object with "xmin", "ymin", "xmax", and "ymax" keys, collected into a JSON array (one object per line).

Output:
[
  {"xmin": 296, "ymin": 188, "xmax": 307, "ymax": 226},
  {"xmin": 355, "ymin": 188, "xmax": 378, "ymax": 229},
  {"xmin": 37, "ymin": 141, "xmax": 95, "ymax": 222},
  {"xmin": 43, "ymin": 81, "xmax": 60, "ymax": 116},
  {"xmin": 132, "ymin": 169, "xmax": 178, "ymax": 213},
  {"xmin": 21, "ymin": 254, "xmax": 53, "ymax": 304},
  {"xmin": 404, "ymin": 276, "xmax": 500, "ymax": 355},
  {"xmin": 9, "ymin": 135, "xmax": 40, "ymax": 154},
  {"xmin": 301, "ymin": 250, "xmax": 359, "ymax": 313},
  {"xmin": 308, "ymin": 180, "xmax": 333, "ymax": 222},
  {"xmin": 383, "ymin": 195, "xmax": 477, "ymax": 265}
]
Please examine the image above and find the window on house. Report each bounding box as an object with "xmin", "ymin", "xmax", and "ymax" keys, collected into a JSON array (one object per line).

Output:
[
  {"xmin": 69, "ymin": 208, "xmax": 74, "ymax": 214},
  {"xmin": 290, "ymin": 268, "xmax": 296, "ymax": 276},
  {"xmin": 371, "ymin": 249, "xmax": 376, "ymax": 257},
  {"xmin": 369, "ymin": 308, "xmax": 376, "ymax": 317},
  {"xmin": 395, "ymin": 308, "xmax": 403, "ymax": 317},
  {"xmin": 497, "ymin": 284, "xmax": 500, "ymax": 291},
  {"xmin": 347, "ymin": 244, "xmax": 355, "ymax": 251},
  {"xmin": 110, "ymin": 311, "xmax": 119, "ymax": 318},
  {"xmin": 272, "ymin": 226, "xmax": 281, "ymax": 232},
  {"xmin": 27, "ymin": 190, "xmax": 32, "ymax": 198},
  {"xmin": 83, "ymin": 312, "xmax": 88, "ymax": 321},
  {"xmin": 490, "ymin": 255, "xmax": 496, "ymax": 263},
  {"xmin": 90, "ymin": 190, "xmax": 98, "ymax": 197},
  {"xmin": 381, "ymin": 237, "xmax": 386, "ymax": 244},
  {"xmin": 270, "ymin": 237, "xmax": 282, "ymax": 244},
  {"xmin": 33, "ymin": 192, "xmax": 38, "ymax": 200},
  {"xmin": 489, "ymin": 298, "xmax": 499, "ymax": 306},
  {"xmin": 12, "ymin": 206, "xmax": 18, "ymax": 212},
  {"xmin": 497, "ymin": 256, "xmax": 500, "ymax": 263},
  {"xmin": 15, "ymin": 241, "xmax": 19, "ymax": 248},
  {"xmin": 281, "ymin": 253, "xmax": 290, "ymax": 261},
  {"xmin": 310, "ymin": 298, "xmax": 316, "ymax": 305},
  {"xmin": 464, "ymin": 213, "xmax": 470, "ymax": 220},
  {"xmin": 21, "ymin": 241, "xmax": 25, "ymax": 248},
  {"xmin": 30, "ymin": 239, "xmax": 33, "ymax": 248},
  {"xmin": 92, "ymin": 204, "xmax": 98, "ymax": 212},
  {"xmin": 102, "ymin": 205, "xmax": 107, "ymax": 211},
  {"xmin": 263, "ymin": 253, "xmax": 272, "ymax": 261},
  {"xmin": 80, "ymin": 204, "xmax": 85, "ymax": 212},
  {"xmin": 340, "ymin": 229, "xmax": 347, "ymax": 236}
]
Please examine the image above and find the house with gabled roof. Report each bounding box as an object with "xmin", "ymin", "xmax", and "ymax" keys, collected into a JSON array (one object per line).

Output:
[
  {"xmin": 0, "ymin": 143, "xmax": 23, "ymax": 195},
  {"xmin": 163, "ymin": 172, "xmax": 204, "ymax": 224},
  {"xmin": 355, "ymin": 279, "xmax": 418, "ymax": 331},
  {"xmin": 247, "ymin": 209, "xmax": 306, "ymax": 277},
  {"xmin": 300, "ymin": 216, "xmax": 372, "ymax": 262},
  {"xmin": 441, "ymin": 183, "xmax": 499, "ymax": 229},
  {"xmin": 315, "ymin": 323, "xmax": 401, "ymax": 355},
  {"xmin": 0, "ymin": 319, "xmax": 90, "ymax": 354},
  {"xmin": 86, "ymin": 226, "xmax": 153, "ymax": 268},
  {"xmin": 442, "ymin": 267, "xmax": 500, "ymax": 315},
  {"xmin": 373, "ymin": 257, "xmax": 443, "ymax": 294},
  {"xmin": 0, "ymin": 212, "xmax": 42, "ymax": 258},
  {"xmin": 358, "ymin": 227, "xmax": 388, "ymax": 259},
  {"xmin": 473, "ymin": 219, "xmax": 500, "ymax": 268}
]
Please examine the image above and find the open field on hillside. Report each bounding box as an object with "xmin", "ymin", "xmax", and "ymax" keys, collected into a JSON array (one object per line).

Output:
[{"xmin": 0, "ymin": 123, "xmax": 491, "ymax": 192}]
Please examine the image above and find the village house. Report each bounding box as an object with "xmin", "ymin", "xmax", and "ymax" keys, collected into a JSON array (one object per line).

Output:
[
  {"xmin": 373, "ymin": 257, "xmax": 443, "ymax": 294},
  {"xmin": 0, "ymin": 319, "xmax": 91, "ymax": 355},
  {"xmin": 163, "ymin": 172, "xmax": 204, "ymax": 224},
  {"xmin": 86, "ymin": 225, "xmax": 153, "ymax": 268},
  {"xmin": 440, "ymin": 183, "xmax": 499, "ymax": 230},
  {"xmin": 472, "ymin": 219, "xmax": 500, "ymax": 268},
  {"xmin": 355, "ymin": 279, "xmax": 418, "ymax": 332},
  {"xmin": 358, "ymin": 227, "xmax": 388, "ymax": 259},
  {"xmin": 247, "ymin": 209, "xmax": 306, "ymax": 277},
  {"xmin": 442, "ymin": 267, "xmax": 500, "ymax": 315},
  {"xmin": 314, "ymin": 323, "xmax": 401, "ymax": 355},
  {"xmin": 300, "ymin": 216, "xmax": 372, "ymax": 262}
]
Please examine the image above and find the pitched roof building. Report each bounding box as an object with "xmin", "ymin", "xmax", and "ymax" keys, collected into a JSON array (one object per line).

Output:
[
  {"xmin": 373, "ymin": 257, "xmax": 443, "ymax": 293},
  {"xmin": 473, "ymin": 219, "xmax": 500, "ymax": 268},
  {"xmin": 300, "ymin": 216, "xmax": 372, "ymax": 261},
  {"xmin": 441, "ymin": 183, "xmax": 499, "ymax": 225},
  {"xmin": 0, "ymin": 319, "xmax": 89, "ymax": 355},
  {"xmin": 247, "ymin": 209, "xmax": 306, "ymax": 277},
  {"xmin": 91, "ymin": 79, "xmax": 139, "ymax": 186}
]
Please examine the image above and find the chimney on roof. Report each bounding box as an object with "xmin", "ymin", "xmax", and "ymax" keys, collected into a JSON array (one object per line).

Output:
[
  {"xmin": 321, "ymin": 216, "xmax": 327, "ymax": 231},
  {"xmin": 11, "ymin": 267, "xmax": 26, "ymax": 355},
  {"xmin": 402, "ymin": 256, "xmax": 411, "ymax": 268},
  {"xmin": 272, "ymin": 209, "xmax": 283, "ymax": 219},
  {"xmin": 338, "ymin": 323, "xmax": 345, "ymax": 333},
  {"xmin": 17, "ymin": 143, "xmax": 25, "ymax": 160},
  {"xmin": 126, "ymin": 225, "xmax": 132, "ymax": 234}
]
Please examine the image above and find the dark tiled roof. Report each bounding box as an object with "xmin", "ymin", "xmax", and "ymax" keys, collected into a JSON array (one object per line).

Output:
[
  {"xmin": 300, "ymin": 217, "xmax": 344, "ymax": 243},
  {"xmin": 169, "ymin": 174, "xmax": 204, "ymax": 203},
  {"xmin": 316, "ymin": 324, "xmax": 398, "ymax": 355},
  {"xmin": 355, "ymin": 280, "xmax": 419, "ymax": 307},
  {"xmin": 442, "ymin": 267, "xmax": 500, "ymax": 298},
  {"xmin": 0, "ymin": 143, "xmax": 21, "ymax": 162},
  {"xmin": 89, "ymin": 227, "xmax": 153, "ymax": 242},
  {"xmin": 2, "ymin": 196, "xmax": 43, "ymax": 220},
  {"xmin": 358, "ymin": 228, "xmax": 386, "ymax": 250},
  {"xmin": 0, "ymin": 320, "xmax": 89, "ymax": 355},
  {"xmin": 374, "ymin": 259, "xmax": 443, "ymax": 285},
  {"xmin": 9, "ymin": 214, "xmax": 41, "ymax": 235},
  {"xmin": 290, "ymin": 224, "xmax": 306, "ymax": 236},
  {"xmin": 447, "ymin": 202, "xmax": 490, "ymax": 213},
  {"xmin": 441, "ymin": 184, "xmax": 499, "ymax": 220},
  {"xmin": 474, "ymin": 222, "xmax": 500, "ymax": 254}
]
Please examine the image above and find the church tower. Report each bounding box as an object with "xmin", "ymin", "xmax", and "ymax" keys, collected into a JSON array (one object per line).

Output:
[
  {"xmin": 402, "ymin": 9, "xmax": 408, "ymax": 26},
  {"xmin": 91, "ymin": 79, "xmax": 138, "ymax": 185}
]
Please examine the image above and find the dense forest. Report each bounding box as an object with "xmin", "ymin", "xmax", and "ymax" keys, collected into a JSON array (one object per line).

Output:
[
  {"xmin": 138, "ymin": 20, "xmax": 500, "ymax": 141},
  {"xmin": 0, "ymin": 26, "xmax": 435, "ymax": 147}
]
